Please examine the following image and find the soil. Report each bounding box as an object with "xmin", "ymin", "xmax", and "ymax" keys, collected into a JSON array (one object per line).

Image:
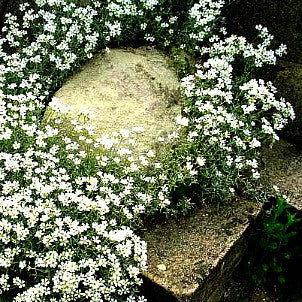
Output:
[{"xmin": 221, "ymin": 273, "xmax": 302, "ymax": 302}]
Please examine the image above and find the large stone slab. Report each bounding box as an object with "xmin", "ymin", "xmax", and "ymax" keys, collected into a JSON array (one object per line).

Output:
[
  {"xmin": 261, "ymin": 139, "xmax": 302, "ymax": 212},
  {"xmin": 275, "ymin": 61, "xmax": 302, "ymax": 145},
  {"xmin": 49, "ymin": 47, "xmax": 181, "ymax": 151},
  {"xmin": 141, "ymin": 198, "xmax": 262, "ymax": 302}
]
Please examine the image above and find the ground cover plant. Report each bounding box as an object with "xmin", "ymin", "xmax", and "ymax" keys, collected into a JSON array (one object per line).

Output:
[
  {"xmin": 223, "ymin": 189, "xmax": 302, "ymax": 302},
  {"xmin": 0, "ymin": 0, "xmax": 295, "ymax": 301},
  {"xmin": 251, "ymin": 192, "xmax": 301, "ymax": 286}
]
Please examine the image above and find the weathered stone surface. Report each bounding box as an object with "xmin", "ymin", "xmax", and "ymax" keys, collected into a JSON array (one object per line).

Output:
[
  {"xmin": 261, "ymin": 139, "xmax": 302, "ymax": 212},
  {"xmin": 49, "ymin": 47, "xmax": 181, "ymax": 151},
  {"xmin": 275, "ymin": 61, "xmax": 302, "ymax": 145},
  {"xmin": 141, "ymin": 199, "xmax": 262, "ymax": 302}
]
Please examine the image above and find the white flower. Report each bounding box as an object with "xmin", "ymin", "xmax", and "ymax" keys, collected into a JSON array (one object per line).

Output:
[
  {"xmin": 175, "ymin": 115, "xmax": 189, "ymax": 127},
  {"xmin": 196, "ymin": 157, "xmax": 206, "ymax": 166},
  {"xmin": 250, "ymin": 138, "xmax": 261, "ymax": 148}
]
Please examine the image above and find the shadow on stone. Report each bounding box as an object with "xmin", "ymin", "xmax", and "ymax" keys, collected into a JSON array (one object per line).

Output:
[
  {"xmin": 275, "ymin": 61, "xmax": 302, "ymax": 146},
  {"xmin": 141, "ymin": 199, "xmax": 262, "ymax": 302}
]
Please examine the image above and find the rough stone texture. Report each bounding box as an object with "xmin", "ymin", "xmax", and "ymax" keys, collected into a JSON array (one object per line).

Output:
[
  {"xmin": 141, "ymin": 199, "xmax": 262, "ymax": 302},
  {"xmin": 261, "ymin": 139, "xmax": 302, "ymax": 212},
  {"xmin": 223, "ymin": 0, "xmax": 302, "ymax": 64},
  {"xmin": 275, "ymin": 61, "xmax": 302, "ymax": 146},
  {"xmin": 48, "ymin": 47, "xmax": 181, "ymax": 151}
]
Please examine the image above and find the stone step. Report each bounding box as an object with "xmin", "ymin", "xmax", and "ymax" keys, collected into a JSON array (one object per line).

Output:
[{"xmin": 140, "ymin": 198, "xmax": 262, "ymax": 302}]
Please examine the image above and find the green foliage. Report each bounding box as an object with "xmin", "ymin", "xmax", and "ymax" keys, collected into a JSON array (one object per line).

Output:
[
  {"xmin": 169, "ymin": 46, "xmax": 197, "ymax": 78},
  {"xmin": 248, "ymin": 194, "xmax": 301, "ymax": 286},
  {"xmin": 0, "ymin": 0, "xmax": 296, "ymax": 300}
]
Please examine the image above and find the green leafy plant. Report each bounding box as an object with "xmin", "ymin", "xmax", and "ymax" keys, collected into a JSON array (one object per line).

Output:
[
  {"xmin": 249, "ymin": 194, "xmax": 301, "ymax": 285},
  {"xmin": 0, "ymin": 0, "xmax": 295, "ymax": 300}
]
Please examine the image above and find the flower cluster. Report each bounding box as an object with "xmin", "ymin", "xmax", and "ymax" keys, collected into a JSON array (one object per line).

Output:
[
  {"xmin": 0, "ymin": 1, "xmax": 158, "ymax": 301},
  {"xmin": 181, "ymin": 0, "xmax": 225, "ymax": 54},
  {"xmin": 0, "ymin": 0, "xmax": 295, "ymax": 301},
  {"xmin": 175, "ymin": 26, "xmax": 294, "ymax": 201},
  {"xmin": 100, "ymin": 0, "xmax": 179, "ymax": 47}
]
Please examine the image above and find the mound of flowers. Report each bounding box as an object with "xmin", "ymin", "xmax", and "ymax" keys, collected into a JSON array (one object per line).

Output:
[{"xmin": 0, "ymin": 0, "xmax": 294, "ymax": 301}]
